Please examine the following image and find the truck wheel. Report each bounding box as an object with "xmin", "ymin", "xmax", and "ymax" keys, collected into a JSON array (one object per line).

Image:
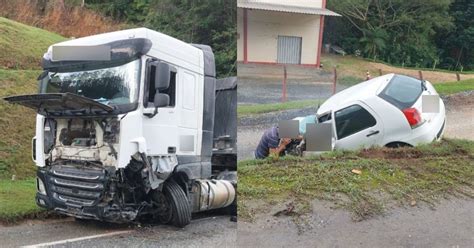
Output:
[
  {"xmin": 163, "ymin": 181, "xmax": 192, "ymax": 228},
  {"xmin": 151, "ymin": 191, "xmax": 173, "ymax": 225}
]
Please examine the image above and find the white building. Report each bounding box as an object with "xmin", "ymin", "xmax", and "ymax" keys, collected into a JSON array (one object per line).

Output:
[{"xmin": 237, "ymin": 0, "xmax": 339, "ymax": 67}]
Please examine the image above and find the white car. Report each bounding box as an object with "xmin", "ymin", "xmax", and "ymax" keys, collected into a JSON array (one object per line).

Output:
[{"xmin": 315, "ymin": 73, "xmax": 446, "ymax": 150}]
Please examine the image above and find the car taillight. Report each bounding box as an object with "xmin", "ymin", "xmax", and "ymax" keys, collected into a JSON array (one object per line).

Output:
[{"xmin": 402, "ymin": 108, "xmax": 422, "ymax": 128}]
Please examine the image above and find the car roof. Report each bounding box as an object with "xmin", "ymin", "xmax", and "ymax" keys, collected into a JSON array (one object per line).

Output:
[{"xmin": 317, "ymin": 73, "xmax": 395, "ymax": 114}]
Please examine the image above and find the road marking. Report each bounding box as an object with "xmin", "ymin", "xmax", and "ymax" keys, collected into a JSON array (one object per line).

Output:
[{"xmin": 22, "ymin": 230, "xmax": 133, "ymax": 248}]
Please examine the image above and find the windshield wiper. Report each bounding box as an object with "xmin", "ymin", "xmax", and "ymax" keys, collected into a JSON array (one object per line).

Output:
[{"xmin": 421, "ymin": 80, "xmax": 428, "ymax": 91}]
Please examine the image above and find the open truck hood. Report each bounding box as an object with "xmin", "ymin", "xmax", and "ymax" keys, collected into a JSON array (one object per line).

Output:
[{"xmin": 4, "ymin": 93, "xmax": 114, "ymax": 116}]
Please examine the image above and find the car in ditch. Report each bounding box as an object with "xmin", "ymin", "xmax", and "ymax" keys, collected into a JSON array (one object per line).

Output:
[{"xmin": 314, "ymin": 73, "xmax": 446, "ymax": 150}]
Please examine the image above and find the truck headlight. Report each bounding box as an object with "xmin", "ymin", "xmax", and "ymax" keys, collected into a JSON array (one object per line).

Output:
[{"xmin": 36, "ymin": 177, "xmax": 47, "ymax": 195}]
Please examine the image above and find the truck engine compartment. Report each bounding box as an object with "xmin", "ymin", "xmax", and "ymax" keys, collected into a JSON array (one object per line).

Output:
[{"xmin": 37, "ymin": 116, "xmax": 236, "ymax": 224}]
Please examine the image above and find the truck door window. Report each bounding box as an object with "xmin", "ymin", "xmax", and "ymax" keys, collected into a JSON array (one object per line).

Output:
[
  {"xmin": 335, "ymin": 105, "xmax": 376, "ymax": 139},
  {"xmin": 146, "ymin": 62, "xmax": 176, "ymax": 107},
  {"xmin": 162, "ymin": 71, "xmax": 176, "ymax": 107}
]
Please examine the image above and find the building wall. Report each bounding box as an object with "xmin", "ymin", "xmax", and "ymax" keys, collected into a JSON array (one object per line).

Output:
[
  {"xmin": 237, "ymin": 9, "xmax": 321, "ymax": 65},
  {"xmin": 237, "ymin": 8, "xmax": 244, "ymax": 62},
  {"xmin": 247, "ymin": 0, "xmax": 323, "ymax": 8}
]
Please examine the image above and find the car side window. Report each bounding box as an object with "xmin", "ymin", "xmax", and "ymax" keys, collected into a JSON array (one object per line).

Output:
[
  {"xmin": 145, "ymin": 61, "xmax": 176, "ymax": 108},
  {"xmin": 335, "ymin": 105, "xmax": 376, "ymax": 139}
]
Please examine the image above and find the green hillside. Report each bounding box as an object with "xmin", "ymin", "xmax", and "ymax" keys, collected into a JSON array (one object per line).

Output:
[
  {"xmin": 0, "ymin": 18, "xmax": 65, "ymax": 179},
  {"xmin": 0, "ymin": 69, "xmax": 39, "ymax": 178},
  {"xmin": 0, "ymin": 17, "xmax": 66, "ymax": 69}
]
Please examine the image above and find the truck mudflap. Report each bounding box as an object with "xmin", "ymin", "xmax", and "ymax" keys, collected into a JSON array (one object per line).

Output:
[{"xmin": 35, "ymin": 164, "xmax": 138, "ymax": 222}]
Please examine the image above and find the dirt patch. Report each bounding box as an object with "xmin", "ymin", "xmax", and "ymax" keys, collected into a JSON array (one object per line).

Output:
[
  {"xmin": 358, "ymin": 147, "xmax": 423, "ymax": 159},
  {"xmin": 321, "ymin": 54, "xmax": 474, "ymax": 83},
  {"xmin": 443, "ymin": 91, "xmax": 474, "ymax": 141},
  {"xmin": 0, "ymin": 210, "xmax": 63, "ymax": 226}
]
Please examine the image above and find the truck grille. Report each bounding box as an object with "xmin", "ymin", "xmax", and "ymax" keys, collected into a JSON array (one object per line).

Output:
[{"xmin": 46, "ymin": 164, "xmax": 107, "ymax": 208}]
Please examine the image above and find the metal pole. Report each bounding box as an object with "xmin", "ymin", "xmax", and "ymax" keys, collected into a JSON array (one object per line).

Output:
[
  {"xmin": 333, "ymin": 67, "xmax": 337, "ymax": 95},
  {"xmin": 418, "ymin": 71, "xmax": 424, "ymax": 81},
  {"xmin": 282, "ymin": 65, "xmax": 287, "ymax": 102}
]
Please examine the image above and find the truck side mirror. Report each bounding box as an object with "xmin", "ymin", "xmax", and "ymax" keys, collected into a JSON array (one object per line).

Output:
[
  {"xmin": 155, "ymin": 62, "xmax": 170, "ymax": 90},
  {"xmin": 154, "ymin": 93, "xmax": 169, "ymax": 108}
]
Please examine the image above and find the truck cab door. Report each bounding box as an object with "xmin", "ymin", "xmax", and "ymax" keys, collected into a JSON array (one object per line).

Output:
[
  {"xmin": 142, "ymin": 60, "xmax": 200, "ymax": 156},
  {"xmin": 142, "ymin": 60, "xmax": 180, "ymax": 155}
]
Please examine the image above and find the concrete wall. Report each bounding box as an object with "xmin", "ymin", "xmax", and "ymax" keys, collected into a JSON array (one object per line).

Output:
[{"xmin": 237, "ymin": 9, "xmax": 321, "ymax": 65}]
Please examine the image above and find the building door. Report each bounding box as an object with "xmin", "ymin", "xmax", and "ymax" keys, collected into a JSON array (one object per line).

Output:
[{"xmin": 277, "ymin": 36, "xmax": 302, "ymax": 64}]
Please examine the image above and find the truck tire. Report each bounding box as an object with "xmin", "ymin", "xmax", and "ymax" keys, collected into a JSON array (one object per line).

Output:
[{"xmin": 163, "ymin": 180, "xmax": 192, "ymax": 228}]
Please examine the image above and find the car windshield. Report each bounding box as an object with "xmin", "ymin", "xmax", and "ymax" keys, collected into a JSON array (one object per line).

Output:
[
  {"xmin": 378, "ymin": 75, "xmax": 423, "ymax": 109},
  {"xmin": 41, "ymin": 59, "xmax": 140, "ymax": 106}
]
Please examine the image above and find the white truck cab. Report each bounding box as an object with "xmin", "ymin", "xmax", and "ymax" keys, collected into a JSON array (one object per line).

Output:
[{"xmin": 5, "ymin": 28, "xmax": 237, "ymax": 227}]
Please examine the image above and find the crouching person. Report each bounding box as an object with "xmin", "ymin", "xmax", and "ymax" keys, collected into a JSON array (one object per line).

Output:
[{"xmin": 255, "ymin": 126, "xmax": 292, "ymax": 159}]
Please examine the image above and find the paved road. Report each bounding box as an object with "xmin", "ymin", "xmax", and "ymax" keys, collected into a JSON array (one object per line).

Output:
[
  {"xmin": 238, "ymin": 78, "xmax": 347, "ymax": 105},
  {"xmin": 0, "ymin": 215, "xmax": 236, "ymax": 248},
  {"xmin": 238, "ymin": 198, "xmax": 474, "ymax": 248}
]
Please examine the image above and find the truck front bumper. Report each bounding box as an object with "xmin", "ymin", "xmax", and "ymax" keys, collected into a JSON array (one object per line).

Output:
[{"xmin": 35, "ymin": 164, "xmax": 137, "ymax": 222}]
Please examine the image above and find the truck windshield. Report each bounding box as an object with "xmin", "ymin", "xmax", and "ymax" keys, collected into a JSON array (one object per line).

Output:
[{"xmin": 41, "ymin": 59, "xmax": 140, "ymax": 107}]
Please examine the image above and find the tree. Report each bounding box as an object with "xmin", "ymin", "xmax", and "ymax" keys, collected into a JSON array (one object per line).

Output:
[
  {"xmin": 436, "ymin": 0, "xmax": 474, "ymax": 70},
  {"xmin": 84, "ymin": 0, "xmax": 236, "ymax": 76},
  {"xmin": 326, "ymin": 0, "xmax": 453, "ymax": 68},
  {"xmin": 359, "ymin": 28, "xmax": 387, "ymax": 59}
]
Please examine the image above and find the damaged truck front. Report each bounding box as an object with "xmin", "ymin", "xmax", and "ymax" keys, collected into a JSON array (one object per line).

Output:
[{"xmin": 4, "ymin": 28, "xmax": 237, "ymax": 227}]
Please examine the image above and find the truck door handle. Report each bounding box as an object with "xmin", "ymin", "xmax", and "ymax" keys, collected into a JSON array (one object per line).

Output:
[{"xmin": 366, "ymin": 130, "xmax": 380, "ymax": 137}]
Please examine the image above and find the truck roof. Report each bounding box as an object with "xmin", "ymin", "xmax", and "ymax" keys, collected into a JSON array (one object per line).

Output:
[{"xmin": 43, "ymin": 28, "xmax": 204, "ymax": 73}]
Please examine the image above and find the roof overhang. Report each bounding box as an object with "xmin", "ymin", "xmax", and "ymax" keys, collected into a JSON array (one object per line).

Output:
[{"xmin": 237, "ymin": 0, "xmax": 341, "ymax": 16}]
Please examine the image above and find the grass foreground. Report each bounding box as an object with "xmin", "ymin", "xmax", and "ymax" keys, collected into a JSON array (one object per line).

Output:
[
  {"xmin": 238, "ymin": 139, "xmax": 474, "ymax": 222},
  {"xmin": 0, "ymin": 178, "xmax": 45, "ymax": 223}
]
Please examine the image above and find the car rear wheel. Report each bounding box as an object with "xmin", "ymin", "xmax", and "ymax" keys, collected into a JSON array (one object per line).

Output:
[{"xmin": 385, "ymin": 142, "xmax": 412, "ymax": 148}]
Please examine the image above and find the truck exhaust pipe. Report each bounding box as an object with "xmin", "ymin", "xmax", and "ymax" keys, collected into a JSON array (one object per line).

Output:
[{"xmin": 192, "ymin": 179, "xmax": 236, "ymax": 213}]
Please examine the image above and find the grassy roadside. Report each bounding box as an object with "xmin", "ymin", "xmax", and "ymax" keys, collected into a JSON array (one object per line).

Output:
[
  {"xmin": 434, "ymin": 79, "xmax": 474, "ymax": 95},
  {"xmin": 0, "ymin": 17, "xmax": 66, "ymax": 69},
  {"xmin": 0, "ymin": 69, "xmax": 40, "ymax": 179},
  {"xmin": 238, "ymin": 139, "xmax": 474, "ymax": 222},
  {"xmin": 0, "ymin": 178, "xmax": 45, "ymax": 223},
  {"xmin": 238, "ymin": 99, "xmax": 322, "ymax": 116},
  {"xmin": 321, "ymin": 54, "xmax": 474, "ymax": 83}
]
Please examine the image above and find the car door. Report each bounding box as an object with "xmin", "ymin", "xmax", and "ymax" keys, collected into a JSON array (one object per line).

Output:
[{"xmin": 332, "ymin": 101, "xmax": 384, "ymax": 150}]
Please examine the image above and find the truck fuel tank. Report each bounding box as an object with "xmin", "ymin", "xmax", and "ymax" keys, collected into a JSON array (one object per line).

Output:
[{"xmin": 191, "ymin": 179, "xmax": 236, "ymax": 213}]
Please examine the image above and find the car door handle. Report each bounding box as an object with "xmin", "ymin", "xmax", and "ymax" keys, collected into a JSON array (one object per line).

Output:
[{"xmin": 366, "ymin": 130, "xmax": 380, "ymax": 137}]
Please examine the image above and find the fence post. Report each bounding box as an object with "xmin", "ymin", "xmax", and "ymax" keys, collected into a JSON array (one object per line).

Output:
[
  {"xmin": 333, "ymin": 66, "xmax": 337, "ymax": 95},
  {"xmin": 282, "ymin": 65, "xmax": 287, "ymax": 102},
  {"xmin": 418, "ymin": 71, "xmax": 424, "ymax": 81},
  {"xmin": 456, "ymin": 73, "xmax": 461, "ymax": 82},
  {"xmin": 378, "ymin": 68, "xmax": 382, "ymax": 76}
]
